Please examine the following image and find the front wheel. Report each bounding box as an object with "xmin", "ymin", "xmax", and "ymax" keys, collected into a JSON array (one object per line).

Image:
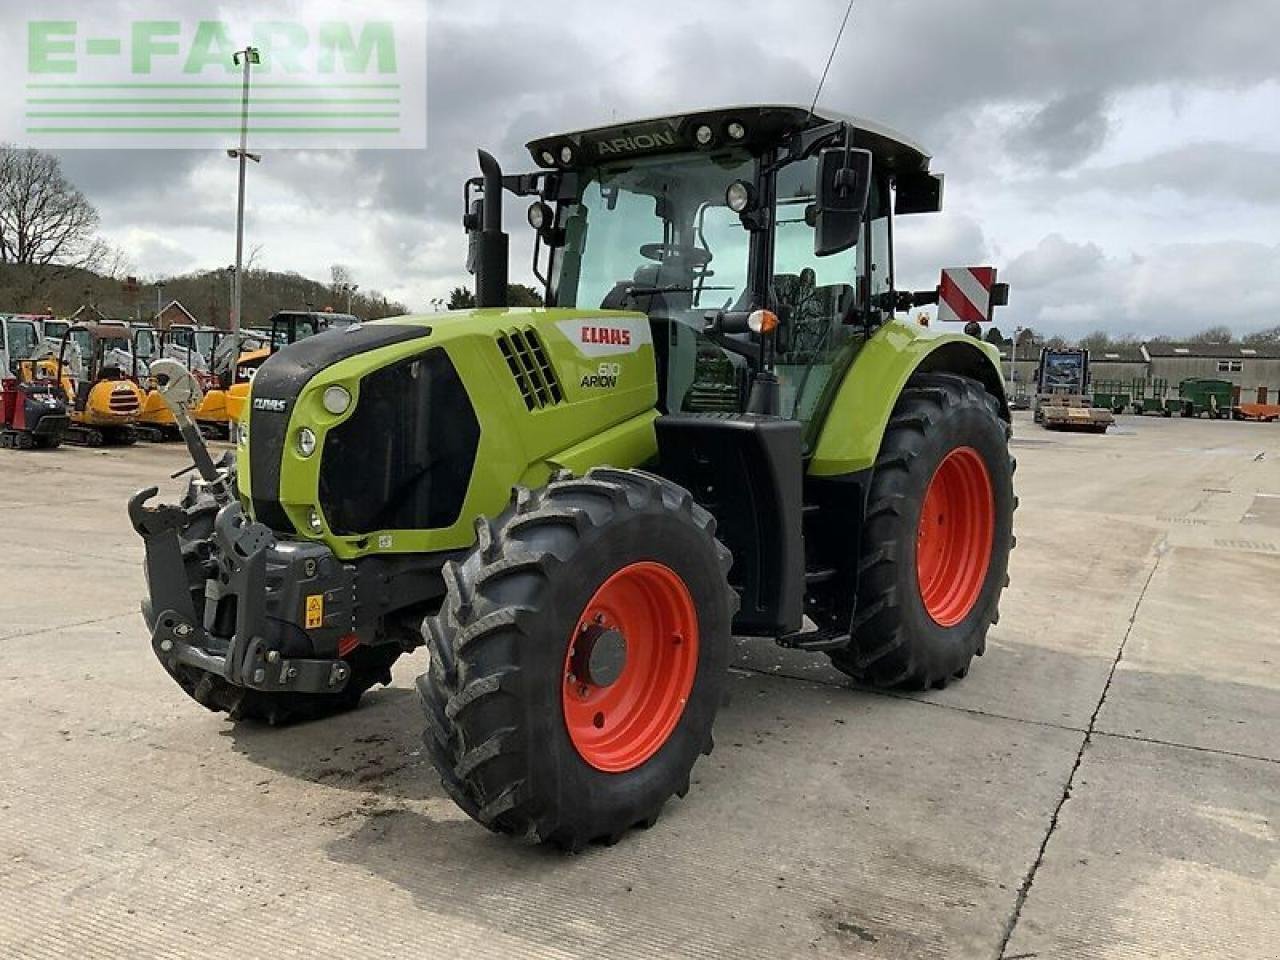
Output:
[
  {"xmin": 417, "ymin": 468, "xmax": 734, "ymax": 849},
  {"xmin": 830, "ymin": 373, "xmax": 1016, "ymax": 689}
]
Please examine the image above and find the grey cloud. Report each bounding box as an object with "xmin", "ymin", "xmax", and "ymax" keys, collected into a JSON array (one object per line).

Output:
[
  {"xmin": 1005, "ymin": 234, "xmax": 1105, "ymax": 290},
  {"xmin": 1086, "ymin": 142, "xmax": 1280, "ymax": 204},
  {"xmin": 1008, "ymin": 92, "xmax": 1112, "ymax": 171},
  {"xmin": 1004, "ymin": 235, "xmax": 1280, "ymax": 338},
  {"xmin": 16, "ymin": 0, "xmax": 1280, "ymax": 326}
]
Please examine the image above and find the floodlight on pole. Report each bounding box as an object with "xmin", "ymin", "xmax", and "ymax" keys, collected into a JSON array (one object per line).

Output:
[{"xmin": 228, "ymin": 46, "xmax": 261, "ymax": 334}]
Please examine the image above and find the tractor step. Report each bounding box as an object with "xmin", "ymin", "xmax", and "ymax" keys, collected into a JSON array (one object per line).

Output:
[
  {"xmin": 804, "ymin": 567, "xmax": 838, "ymax": 585},
  {"xmin": 777, "ymin": 626, "xmax": 850, "ymax": 653}
]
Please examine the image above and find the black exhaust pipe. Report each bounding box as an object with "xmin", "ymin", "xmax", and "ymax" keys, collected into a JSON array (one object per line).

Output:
[{"xmin": 474, "ymin": 150, "xmax": 509, "ymax": 308}]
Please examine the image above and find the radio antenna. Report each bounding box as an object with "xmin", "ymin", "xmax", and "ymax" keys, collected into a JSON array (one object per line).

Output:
[{"xmin": 808, "ymin": 0, "xmax": 856, "ymax": 120}]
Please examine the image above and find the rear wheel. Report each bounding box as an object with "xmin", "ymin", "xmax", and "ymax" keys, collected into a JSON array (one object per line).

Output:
[
  {"xmin": 416, "ymin": 468, "xmax": 734, "ymax": 849},
  {"xmin": 830, "ymin": 373, "xmax": 1015, "ymax": 689}
]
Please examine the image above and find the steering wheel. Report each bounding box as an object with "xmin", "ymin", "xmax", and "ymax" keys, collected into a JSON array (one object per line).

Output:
[{"xmin": 638, "ymin": 243, "xmax": 713, "ymax": 269}]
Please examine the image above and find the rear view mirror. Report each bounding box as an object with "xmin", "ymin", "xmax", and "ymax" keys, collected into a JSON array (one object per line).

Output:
[{"xmin": 814, "ymin": 147, "xmax": 872, "ymax": 257}]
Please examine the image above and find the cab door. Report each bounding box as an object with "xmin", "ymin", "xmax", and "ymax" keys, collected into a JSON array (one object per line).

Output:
[{"xmin": 769, "ymin": 157, "xmax": 891, "ymax": 440}]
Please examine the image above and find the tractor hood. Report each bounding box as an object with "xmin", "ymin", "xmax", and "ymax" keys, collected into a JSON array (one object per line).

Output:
[{"xmin": 238, "ymin": 309, "xmax": 660, "ymax": 560}]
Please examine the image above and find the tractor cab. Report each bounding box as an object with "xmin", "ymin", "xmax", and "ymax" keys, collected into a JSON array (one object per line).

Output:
[
  {"xmin": 40, "ymin": 318, "xmax": 70, "ymax": 346},
  {"xmin": 59, "ymin": 323, "xmax": 134, "ymax": 403},
  {"xmin": 235, "ymin": 310, "xmax": 342, "ymax": 384},
  {"xmin": 1, "ymin": 315, "xmax": 69, "ymax": 449},
  {"xmin": 467, "ymin": 106, "xmax": 975, "ymax": 434},
  {"xmin": 1, "ymin": 315, "xmax": 42, "ymax": 379}
]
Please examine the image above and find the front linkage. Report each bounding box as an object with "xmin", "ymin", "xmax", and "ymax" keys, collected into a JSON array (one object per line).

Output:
[{"xmin": 128, "ymin": 363, "xmax": 437, "ymax": 725}]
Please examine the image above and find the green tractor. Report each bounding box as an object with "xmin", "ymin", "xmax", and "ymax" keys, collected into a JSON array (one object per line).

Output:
[{"xmin": 131, "ymin": 105, "xmax": 1015, "ymax": 849}]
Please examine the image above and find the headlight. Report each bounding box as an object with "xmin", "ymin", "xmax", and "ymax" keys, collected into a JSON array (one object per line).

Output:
[
  {"xmin": 527, "ymin": 201, "xmax": 551, "ymax": 231},
  {"xmin": 694, "ymin": 124, "xmax": 715, "ymax": 147},
  {"xmin": 726, "ymin": 120, "xmax": 746, "ymax": 141},
  {"xmin": 539, "ymin": 150, "xmax": 556, "ymax": 167},
  {"xmin": 559, "ymin": 144, "xmax": 574, "ymax": 165},
  {"xmin": 726, "ymin": 180, "xmax": 755, "ymax": 213},
  {"xmin": 307, "ymin": 508, "xmax": 324, "ymax": 535},
  {"xmin": 322, "ymin": 385, "xmax": 351, "ymax": 415},
  {"xmin": 296, "ymin": 426, "xmax": 317, "ymax": 457}
]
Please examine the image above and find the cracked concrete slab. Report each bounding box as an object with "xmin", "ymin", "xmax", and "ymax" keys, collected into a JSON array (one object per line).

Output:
[
  {"xmin": 0, "ymin": 414, "xmax": 1276, "ymax": 959},
  {"xmin": 1001, "ymin": 736, "xmax": 1278, "ymax": 960}
]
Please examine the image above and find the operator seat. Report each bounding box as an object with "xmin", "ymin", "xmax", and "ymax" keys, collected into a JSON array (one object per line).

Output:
[{"xmin": 600, "ymin": 265, "xmax": 674, "ymax": 317}]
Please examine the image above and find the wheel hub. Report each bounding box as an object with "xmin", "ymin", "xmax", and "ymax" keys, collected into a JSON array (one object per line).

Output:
[
  {"xmin": 561, "ymin": 562, "xmax": 700, "ymax": 773},
  {"xmin": 571, "ymin": 622, "xmax": 628, "ymax": 688},
  {"xmin": 915, "ymin": 446, "xmax": 995, "ymax": 627}
]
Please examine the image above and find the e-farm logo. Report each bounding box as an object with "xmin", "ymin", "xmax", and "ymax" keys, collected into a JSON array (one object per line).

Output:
[{"xmin": 13, "ymin": 12, "xmax": 426, "ymax": 149}]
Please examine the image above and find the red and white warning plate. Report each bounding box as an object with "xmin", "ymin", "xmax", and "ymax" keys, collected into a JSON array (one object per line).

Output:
[{"xmin": 937, "ymin": 267, "xmax": 997, "ymax": 324}]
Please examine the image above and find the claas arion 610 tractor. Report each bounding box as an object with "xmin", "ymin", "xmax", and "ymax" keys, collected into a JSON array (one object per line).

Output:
[{"xmin": 131, "ymin": 105, "xmax": 1015, "ymax": 849}]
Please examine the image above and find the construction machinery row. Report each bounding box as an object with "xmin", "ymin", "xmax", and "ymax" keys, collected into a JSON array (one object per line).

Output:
[{"xmin": 0, "ymin": 311, "xmax": 352, "ymax": 449}]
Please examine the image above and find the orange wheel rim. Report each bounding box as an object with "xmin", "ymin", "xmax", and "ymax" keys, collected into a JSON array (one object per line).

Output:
[
  {"xmin": 916, "ymin": 447, "xmax": 995, "ymax": 627},
  {"xmin": 562, "ymin": 562, "xmax": 699, "ymax": 773}
]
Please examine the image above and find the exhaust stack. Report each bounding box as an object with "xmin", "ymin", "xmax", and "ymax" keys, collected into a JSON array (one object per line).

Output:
[{"xmin": 471, "ymin": 150, "xmax": 509, "ymax": 309}]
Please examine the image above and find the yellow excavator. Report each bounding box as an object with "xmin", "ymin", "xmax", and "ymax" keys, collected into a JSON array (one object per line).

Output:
[
  {"xmin": 45, "ymin": 323, "xmax": 146, "ymax": 445},
  {"xmin": 129, "ymin": 325, "xmax": 180, "ymax": 442},
  {"xmin": 130, "ymin": 324, "xmax": 233, "ymax": 440},
  {"xmin": 173, "ymin": 325, "xmax": 240, "ymax": 438}
]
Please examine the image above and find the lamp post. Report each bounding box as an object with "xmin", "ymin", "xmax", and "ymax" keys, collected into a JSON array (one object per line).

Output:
[
  {"xmin": 228, "ymin": 46, "xmax": 261, "ymax": 334},
  {"xmin": 1011, "ymin": 326, "xmax": 1023, "ymax": 384},
  {"xmin": 340, "ymin": 282, "xmax": 359, "ymax": 315}
]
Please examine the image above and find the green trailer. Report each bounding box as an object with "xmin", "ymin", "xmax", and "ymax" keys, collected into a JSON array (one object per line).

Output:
[
  {"xmin": 1132, "ymin": 378, "xmax": 1173, "ymax": 416},
  {"xmin": 1090, "ymin": 380, "xmax": 1131, "ymax": 415},
  {"xmin": 1176, "ymin": 378, "xmax": 1234, "ymax": 419}
]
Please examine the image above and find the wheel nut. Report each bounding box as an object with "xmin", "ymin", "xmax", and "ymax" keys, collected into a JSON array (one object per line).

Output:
[{"xmin": 159, "ymin": 638, "xmax": 173, "ymax": 652}]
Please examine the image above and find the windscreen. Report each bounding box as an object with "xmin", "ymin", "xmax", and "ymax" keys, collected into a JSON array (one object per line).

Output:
[{"xmin": 553, "ymin": 150, "xmax": 755, "ymax": 327}]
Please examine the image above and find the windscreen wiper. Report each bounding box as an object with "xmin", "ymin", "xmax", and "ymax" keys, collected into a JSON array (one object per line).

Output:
[{"xmin": 627, "ymin": 284, "xmax": 734, "ymax": 296}]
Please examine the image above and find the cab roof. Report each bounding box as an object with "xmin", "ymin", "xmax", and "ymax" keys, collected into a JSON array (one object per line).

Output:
[
  {"xmin": 526, "ymin": 104, "xmax": 933, "ymax": 175},
  {"xmin": 71, "ymin": 322, "xmax": 131, "ymax": 340}
]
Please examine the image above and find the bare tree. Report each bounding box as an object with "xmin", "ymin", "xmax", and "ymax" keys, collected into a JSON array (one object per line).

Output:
[
  {"xmin": 1188, "ymin": 324, "xmax": 1233, "ymax": 345},
  {"xmin": 1243, "ymin": 325, "xmax": 1280, "ymax": 345},
  {"xmin": 0, "ymin": 146, "xmax": 105, "ymax": 268},
  {"xmin": 1079, "ymin": 330, "xmax": 1114, "ymax": 352},
  {"xmin": 330, "ymin": 263, "xmax": 354, "ymax": 289}
]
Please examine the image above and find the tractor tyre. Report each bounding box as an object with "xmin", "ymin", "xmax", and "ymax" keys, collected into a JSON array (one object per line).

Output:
[
  {"xmin": 417, "ymin": 468, "xmax": 734, "ymax": 850},
  {"xmin": 829, "ymin": 373, "xmax": 1015, "ymax": 690}
]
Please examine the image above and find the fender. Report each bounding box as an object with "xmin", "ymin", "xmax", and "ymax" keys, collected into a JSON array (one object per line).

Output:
[{"xmin": 807, "ymin": 320, "xmax": 1008, "ymax": 478}]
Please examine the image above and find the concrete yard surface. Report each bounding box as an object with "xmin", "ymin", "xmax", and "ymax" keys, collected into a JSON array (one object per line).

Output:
[{"xmin": 0, "ymin": 413, "xmax": 1276, "ymax": 959}]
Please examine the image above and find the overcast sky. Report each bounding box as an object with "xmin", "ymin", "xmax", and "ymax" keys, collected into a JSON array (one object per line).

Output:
[{"xmin": 23, "ymin": 1, "xmax": 1280, "ymax": 338}]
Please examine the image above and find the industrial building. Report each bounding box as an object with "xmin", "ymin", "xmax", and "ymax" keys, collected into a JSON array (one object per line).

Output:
[{"xmin": 998, "ymin": 340, "xmax": 1280, "ymax": 404}]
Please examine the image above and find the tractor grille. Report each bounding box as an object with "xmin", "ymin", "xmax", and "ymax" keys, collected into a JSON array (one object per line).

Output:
[{"xmin": 497, "ymin": 328, "xmax": 563, "ymax": 410}]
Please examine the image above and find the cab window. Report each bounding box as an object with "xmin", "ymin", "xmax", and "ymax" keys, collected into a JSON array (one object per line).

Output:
[
  {"xmin": 7, "ymin": 321, "xmax": 38, "ymax": 360},
  {"xmin": 770, "ymin": 157, "xmax": 877, "ymax": 425}
]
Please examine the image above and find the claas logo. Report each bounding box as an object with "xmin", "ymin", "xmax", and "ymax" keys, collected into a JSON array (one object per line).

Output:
[{"xmin": 580, "ymin": 326, "xmax": 631, "ymax": 347}]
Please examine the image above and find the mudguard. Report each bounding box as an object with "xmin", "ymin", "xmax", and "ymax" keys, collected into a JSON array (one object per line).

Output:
[{"xmin": 808, "ymin": 319, "xmax": 1008, "ymax": 477}]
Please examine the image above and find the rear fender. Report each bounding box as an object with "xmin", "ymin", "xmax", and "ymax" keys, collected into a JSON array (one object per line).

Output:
[{"xmin": 808, "ymin": 321, "xmax": 1008, "ymax": 477}]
